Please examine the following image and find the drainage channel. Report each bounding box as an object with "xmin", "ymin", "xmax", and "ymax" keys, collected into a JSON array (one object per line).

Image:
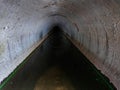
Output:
[{"xmin": 1, "ymin": 27, "xmax": 116, "ymax": 90}]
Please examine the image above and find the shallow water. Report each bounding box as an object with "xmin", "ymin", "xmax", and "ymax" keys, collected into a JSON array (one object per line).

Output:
[
  {"xmin": 2, "ymin": 28, "xmax": 115, "ymax": 90},
  {"xmin": 34, "ymin": 67, "xmax": 75, "ymax": 90}
]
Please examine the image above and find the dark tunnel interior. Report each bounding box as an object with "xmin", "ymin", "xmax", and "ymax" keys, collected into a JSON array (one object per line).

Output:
[{"xmin": 2, "ymin": 26, "xmax": 116, "ymax": 90}]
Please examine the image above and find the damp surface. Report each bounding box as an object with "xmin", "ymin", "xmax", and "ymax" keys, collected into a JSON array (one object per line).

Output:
[{"xmin": 2, "ymin": 27, "xmax": 115, "ymax": 90}]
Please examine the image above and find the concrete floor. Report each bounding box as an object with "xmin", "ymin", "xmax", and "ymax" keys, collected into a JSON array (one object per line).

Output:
[{"xmin": 2, "ymin": 29, "xmax": 115, "ymax": 90}]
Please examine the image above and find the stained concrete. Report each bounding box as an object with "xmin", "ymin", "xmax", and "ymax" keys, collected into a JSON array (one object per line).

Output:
[{"xmin": 0, "ymin": 0, "xmax": 120, "ymax": 89}]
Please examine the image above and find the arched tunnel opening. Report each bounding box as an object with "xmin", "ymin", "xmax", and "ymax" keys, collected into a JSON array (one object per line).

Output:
[{"xmin": 1, "ymin": 26, "xmax": 116, "ymax": 90}]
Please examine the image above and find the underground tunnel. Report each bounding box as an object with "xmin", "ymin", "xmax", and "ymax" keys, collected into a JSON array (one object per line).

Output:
[
  {"xmin": 0, "ymin": 0, "xmax": 120, "ymax": 90},
  {"xmin": 0, "ymin": 26, "xmax": 116, "ymax": 90}
]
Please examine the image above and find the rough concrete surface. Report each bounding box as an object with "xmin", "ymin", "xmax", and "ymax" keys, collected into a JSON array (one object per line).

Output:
[{"xmin": 0, "ymin": 0, "xmax": 120, "ymax": 89}]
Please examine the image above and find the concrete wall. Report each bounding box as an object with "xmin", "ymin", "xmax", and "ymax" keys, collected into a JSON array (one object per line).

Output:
[
  {"xmin": 0, "ymin": 0, "xmax": 57, "ymax": 84},
  {"xmin": 0, "ymin": 0, "xmax": 120, "ymax": 89},
  {"xmin": 60, "ymin": 0, "xmax": 120, "ymax": 89}
]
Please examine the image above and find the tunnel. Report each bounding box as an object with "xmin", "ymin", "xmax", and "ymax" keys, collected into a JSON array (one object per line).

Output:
[
  {"xmin": 0, "ymin": 26, "xmax": 116, "ymax": 90},
  {"xmin": 0, "ymin": 0, "xmax": 120, "ymax": 90}
]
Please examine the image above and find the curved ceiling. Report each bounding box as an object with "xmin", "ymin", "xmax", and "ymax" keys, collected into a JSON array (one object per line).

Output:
[{"xmin": 0, "ymin": 0, "xmax": 120, "ymax": 89}]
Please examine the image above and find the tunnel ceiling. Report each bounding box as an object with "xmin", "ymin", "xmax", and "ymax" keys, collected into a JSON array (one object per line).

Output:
[{"xmin": 0, "ymin": 0, "xmax": 120, "ymax": 89}]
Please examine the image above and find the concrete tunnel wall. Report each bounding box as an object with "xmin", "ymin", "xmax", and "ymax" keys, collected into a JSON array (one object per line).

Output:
[{"xmin": 0, "ymin": 0, "xmax": 120, "ymax": 89}]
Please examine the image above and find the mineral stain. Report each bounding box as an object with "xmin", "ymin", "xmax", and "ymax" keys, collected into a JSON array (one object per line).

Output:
[{"xmin": 0, "ymin": 43, "xmax": 5, "ymax": 56}]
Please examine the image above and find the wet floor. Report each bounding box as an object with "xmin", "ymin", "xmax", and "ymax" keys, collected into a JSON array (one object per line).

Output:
[
  {"xmin": 2, "ymin": 27, "xmax": 116, "ymax": 90},
  {"xmin": 34, "ymin": 67, "xmax": 74, "ymax": 90}
]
